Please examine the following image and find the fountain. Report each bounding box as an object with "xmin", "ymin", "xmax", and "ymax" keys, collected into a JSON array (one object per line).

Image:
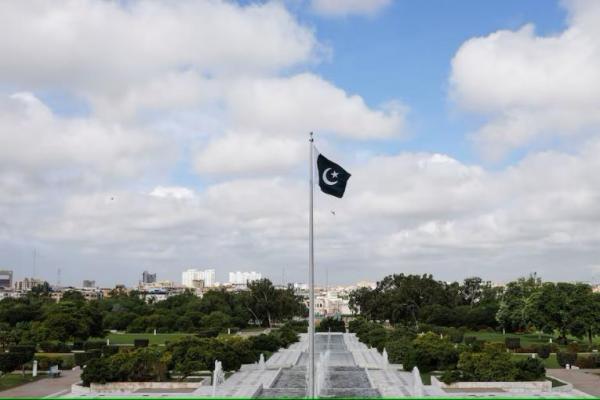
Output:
[
  {"xmin": 212, "ymin": 360, "xmax": 225, "ymax": 397},
  {"xmin": 381, "ymin": 348, "xmax": 389, "ymax": 368},
  {"xmin": 315, "ymin": 349, "xmax": 331, "ymax": 396},
  {"xmin": 412, "ymin": 366, "xmax": 424, "ymax": 397},
  {"xmin": 258, "ymin": 353, "xmax": 266, "ymax": 370}
]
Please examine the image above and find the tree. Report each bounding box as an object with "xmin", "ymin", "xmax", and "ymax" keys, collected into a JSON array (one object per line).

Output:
[
  {"xmin": 403, "ymin": 332, "xmax": 459, "ymax": 372},
  {"xmin": 457, "ymin": 343, "xmax": 517, "ymax": 382},
  {"xmin": 496, "ymin": 274, "xmax": 542, "ymax": 332},
  {"xmin": 317, "ymin": 317, "xmax": 345, "ymax": 333}
]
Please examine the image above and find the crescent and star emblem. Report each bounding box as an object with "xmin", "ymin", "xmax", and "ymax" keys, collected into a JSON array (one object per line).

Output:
[{"xmin": 322, "ymin": 167, "xmax": 340, "ymax": 185}]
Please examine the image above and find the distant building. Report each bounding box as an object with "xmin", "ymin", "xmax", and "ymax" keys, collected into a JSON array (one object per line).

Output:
[
  {"xmin": 0, "ymin": 270, "xmax": 13, "ymax": 289},
  {"xmin": 14, "ymin": 277, "xmax": 44, "ymax": 291},
  {"xmin": 228, "ymin": 271, "xmax": 261, "ymax": 285},
  {"xmin": 82, "ymin": 280, "xmax": 96, "ymax": 288},
  {"xmin": 142, "ymin": 270, "xmax": 157, "ymax": 284},
  {"xmin": 182, "ymin": 269, "xmax": 215, "ymax": 288}
]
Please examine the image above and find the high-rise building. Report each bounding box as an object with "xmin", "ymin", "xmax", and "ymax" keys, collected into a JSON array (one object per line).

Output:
[
  {"xmin": 82, "ymin": 280, "xmax": 96, "ymax": 288},
  {"xmin": 181, "ymin": 269, "xmax": 215, "ymax": 288},
  {"xmin": 0, "ymin": 271, "xmax": 13, "ymax": 289},
  {"xmin": 142, "ymin": 271, "xmax": 157, "ymax": 284},
  {"xmin": 14, "ymin": 277, "xmax": 43, "ymax": 291},
  {"xmin": 228, "ymin": 271, "xmax": 261, "ymax": 285}
]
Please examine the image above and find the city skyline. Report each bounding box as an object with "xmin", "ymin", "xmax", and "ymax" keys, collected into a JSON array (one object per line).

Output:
[{"xmin": 3, "ymin": 1, "xmax": 600, "ymax": 286}]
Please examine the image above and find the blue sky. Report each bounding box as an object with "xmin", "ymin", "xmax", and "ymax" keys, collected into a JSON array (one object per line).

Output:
[{"xmin": 2, "ymin": 0, "xmax": 600, "ymax": 286}]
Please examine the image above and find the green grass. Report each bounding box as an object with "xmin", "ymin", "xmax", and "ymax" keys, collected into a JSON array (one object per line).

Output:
[
  {"xmin": 101, "ymin": 332, "xmax": 194, "ymax": 345},
  {"xmin": 0, "ymin": 373, "xmax": 43, "ymax": 391},
  {"xmin": 546, "ymin": 376, "xmax": 567, "ymax": 388},
  {"xmin": 464, "ymin": 331, "xmax": 555, "ymax": 348},
  {"xmin": 464, "ymin": 330, "xmax": 600, "ymax": 348}
]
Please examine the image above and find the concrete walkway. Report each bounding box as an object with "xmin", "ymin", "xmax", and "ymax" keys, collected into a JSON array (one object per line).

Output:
[
  {"xmin": 0, "ymin": 369, "xmax": 81, "ymax": 398},
  {"xmin": 547, "ymin": 369, "xmax": 600, "ymax": 397}
]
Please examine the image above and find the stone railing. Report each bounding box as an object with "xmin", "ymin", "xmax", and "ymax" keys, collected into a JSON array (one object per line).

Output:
[
  {"xmin": 71, "ymin": 381, "xmax": 203, "ymax": 394},
  {"xmin": 431, "ymin": 376, "xmax": 552, "ymax": 393}
]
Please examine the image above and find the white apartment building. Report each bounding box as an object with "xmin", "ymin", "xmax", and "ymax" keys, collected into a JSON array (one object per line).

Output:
[
  {"xmin": 181, "ymin": 268, "xmax": 215, "ymax": 288},
  {"xmin": 228, "ymin": 271, "xmax": 261, "ymax": 285}
]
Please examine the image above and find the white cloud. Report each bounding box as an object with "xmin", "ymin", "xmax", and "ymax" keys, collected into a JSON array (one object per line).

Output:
[
  {"xmin": 194, "ymin": 133, "xmax": 304, "ymax": 176},
  {"xmin": 310, "ymin": 0, "xmax": 392, "ymax": 17},
  {"xmin": 450, "ymin": 0, "xmax": 600, "ymax": 158},
  {"xmin": 226, "ymin": 73, "xmax": 407, "ymax": 139},
  {"xmin": 0, "ymin": 93, "xmax": 167, "ymax": 180},
  {"xmin": 0, "ymin": 1, "xmax": 317, "ymax": 88}
]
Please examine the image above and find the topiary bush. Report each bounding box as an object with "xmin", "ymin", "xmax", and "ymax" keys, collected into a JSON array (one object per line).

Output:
[
  {"xmin": 316, "ymin": 317, "xmax": 345, "ymax": 333},
  {"xmin": 505, "ymin": 337, "xmax": 521, "ymax": 351},
  {"xmin": 39, "ymin": 341, "xmax": 72, "ymax": 353},
  {"xmin": 74, "ymin": 352, "xmax": 89, "ymax": 367},
  {"xmin": 536, "ymin": 344, "xmax": 551, "ymax": 359},
  {"xmin": 556, "ymin": 351, "xmax": 577, "ymax": 367},
  {"xmin": 83, "ymin": 341, "xmax": 105, "ymax": 351},
  {"xmin": 102, "ymin": 345, "xmax": 119, "ymax": 357},
  {"xmin": 133, "ymin": 339, "xmax": 149, "ymax": 348},
  {"xmin": 575, "ymin": 354, "xmax": 599, "ymax": 369},
  {"xmin": 515, "ymin": 357, "xmax": 545, "ymax": 381}
]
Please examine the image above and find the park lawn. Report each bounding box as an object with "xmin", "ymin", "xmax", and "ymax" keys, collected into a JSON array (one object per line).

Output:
[
  {"xmin": 465, "ymin": 330, "xmax": 600, "ymax": 348},
  {"xmin": 511, "ymin": 353, "xmax": 560, "ymax": 368},
  {"xmin": 464, "ymin": 331, "xmax": 555, "ymax": 348},
  {"xmin": 103, "ymin": 332, "xmax": 194, "ymax": 345},
  {"xmin": 0, "ymin": 373, "xmax": 44, "ymax": 391}
]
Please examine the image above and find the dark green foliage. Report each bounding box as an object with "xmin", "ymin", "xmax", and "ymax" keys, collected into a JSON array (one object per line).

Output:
[
  {"xmin": 464, "ymin": 336, "xmax": 476, "ymax": 345},
  {"xmin": 83, "ymin": 341, "xmax": 105, "ymax": 351},
  {"xmin": 536, "ymin": 344, "xmax": 551, "ymax": 359},
  {"xmin": 283, "ymin": 320, "xmax": 308, "ymax": 333},
  {"xmin": 134, "ymin": 339, "xmax": 149, "ymax": 347},
  {"xmin": 316, "ymin": 317, "xmax": 345, "ymax": 333},
  {"xmin": 402, "ymin": 332, "xmax": 459, "ymax": 373},
  {"xmin": 38, "ymin": 341, "xmax": 72, "ymax": 353},
  {"xmin": 515, "ymin": 357, "xmax": 545, "ymax": 380},
  {"xmin": 505, "ymin": 337, "xmax": 521, "ymax": 350},
  {"xmin": 457, "ymin": 343, "xmax": 517, "ymax": 381},
  {"xmin": 385, "ymin": 338, "xmax": 412, "ymax": 364},
  {"xmin": 74, "ymin": 352, "xmax": 89, "ymax": 366},
  {"xmin": 0, "ymin": 353, "xmax": 20, "ymax": 374},
  {"xmin": 556, "ymin": 351, "xmax": 577, "ymax": 367},
  {"xmin": 81, "ymin": 358, "xmax": 112, "ymax": 386},
  {"xmin": 102, "ymin": 345, "xmax": 119, "ymax": 356},
  {"xmin": 349, "ymin": 274, "xmax": 500, "ymax": 329},
  {"xmin": 249, "ymin": 334, "xmax": 282, "ymax": 353},
  {"xmin": 575, "ymin": 354, "xmax": 599, "ymax": 369}
]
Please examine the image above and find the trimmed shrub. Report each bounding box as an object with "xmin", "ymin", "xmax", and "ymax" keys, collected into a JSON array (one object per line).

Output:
[
  {"xmin": 83, "ymin": 341, "xmax": 105, "ymax": 351},
  {"xmin": 74, "ymin": 352, "xmax": 89, "ymax": 366},
  {"xmin": 284, "ymin": 320, "xmax": 308, "ymax": 334},
  {"xmin": 447, "ymin": 327, "xmax": 465, "ymax": 344},
  {"xmin": 134, "ymin": 339, "xmax": 149, "ymax": 348},
  {"xmin": 36, "ymin": 355, "xmax": 65, "ymax": 370},
  {"xmin": 196, "ymin": 328, "xmax": 220, "ymax": 338},
  {"xmin": 464, "ymin": 336, "xmax": 476, "ymax": 346},
  {"xmin": 39, "ymin": 341, "xmax": 72, "ymax": 353},
  {"xmin": 249, "ymin": 334, "xmax": 282, "ymax": 353},
  {"xmin": 515, "ymin": 357, "xmax": 545, "ymax": 381},
  {"xmin": 402, "ymin": 332, "xmax": 459, "ymax": 373},
  {"xmin": 0, "ymin": 353, "xmax": 20, "ymax": 374},
  {"xmin": 316, "ymin": 317, "xmax": 345, "ymax": 333},
  {"xmin": 385, "ymin": 338, "xmax": 412, "ymax": 364},
  {"xmin": 86, "ymin": 349, "xmax": 102, "ymax": 361},
  {"xmin": 536, "ymin": 344, "xmax": 551, "ymax": 359},
  {"xmin": 457, "ymin": 344, "xmax": 517, "ymax": 382},
  {"xmin": 102, "ymin": 345, "xmax": 119, "ymax": 357},
  {"xmin": 72, "ymin": 341, "xmax": 84, "ymax": 351},
  {"xmin": 556, "ymin": 351, "xmax": 577, "ymax": 368},
  {"xmin": 81, "ymin": 358, "xmax": 112, "ymax": 386},
  {"xmin": 575, "ymin": 354, "xmax": 599, "ymax": 369},
  {"xmin": 505, "ymin": 337, "xmax": 521, "ymax": 351}
]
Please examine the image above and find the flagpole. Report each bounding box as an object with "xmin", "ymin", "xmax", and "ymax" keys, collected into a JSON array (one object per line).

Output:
[{"xmin": 308, "ymin": 132, "xmax": 315, "ymax": 398}]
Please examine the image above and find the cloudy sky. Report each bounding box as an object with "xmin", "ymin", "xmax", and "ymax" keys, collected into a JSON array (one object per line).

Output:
[{"xmin": 2, "ymin": 0, "xmax": 600, "ymax": 287}]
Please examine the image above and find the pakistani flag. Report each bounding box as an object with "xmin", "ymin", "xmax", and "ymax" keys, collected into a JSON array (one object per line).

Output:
[{"xmin": 316, "ymin": 153, "xmax": 351, "ymax": 198}]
